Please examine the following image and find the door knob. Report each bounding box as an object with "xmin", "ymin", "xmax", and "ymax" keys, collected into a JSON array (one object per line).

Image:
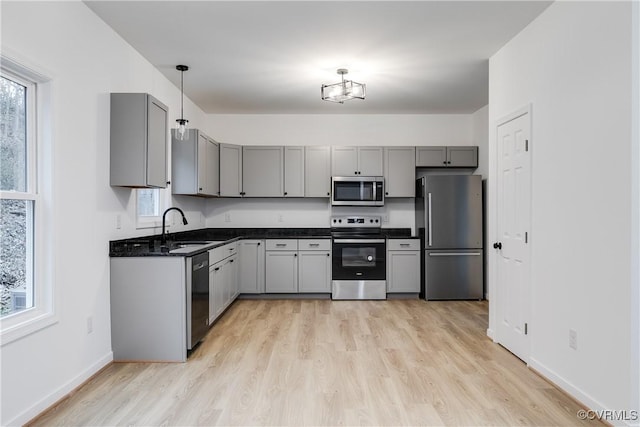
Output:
[{"xmin": 493, "ymin": 242, "xmax": 502, "ymax": 250}]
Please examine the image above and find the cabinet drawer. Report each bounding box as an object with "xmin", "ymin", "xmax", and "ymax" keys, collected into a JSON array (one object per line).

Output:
[
  {"xmin": 298, "ymin": 239, "xmax": 331, "ymax": 251},
  {"xmin": 387, "ymin": 239, "xmax": 420, "ymax": 251},
  {"xmin": 209, "ymin": 242, "xmax": 237, "ymax": 263},
  {"xmin": 266, "ymin": 239, "xmax": 298, "ymax": 251}
]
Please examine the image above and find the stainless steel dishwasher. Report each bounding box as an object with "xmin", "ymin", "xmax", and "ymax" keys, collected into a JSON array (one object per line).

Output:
[{"xmin": 186, "ymin": 252, "xmax": 209, "ymax": 350}]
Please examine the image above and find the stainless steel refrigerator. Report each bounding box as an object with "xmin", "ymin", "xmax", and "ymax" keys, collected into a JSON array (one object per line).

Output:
[{"xmin": 415, "ymin": 175, "xmax": 483, "ymax": 300}]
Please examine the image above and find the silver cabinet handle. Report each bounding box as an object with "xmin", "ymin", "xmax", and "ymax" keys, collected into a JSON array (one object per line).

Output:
[
  {"xmin": 428, "ymin": 252, "xmax": 482, "ymax": 257},
  {"xmin": 399, "ymin": 243, "xmax": 410, "ymax": 247},
  {"xmin": 309, "ymin": 243, "xmax": 320, "ymax": 247},
  {"xmin": 427, "ymin": 192, "xmax": 433, "ymax": 247},
  {"xmin": 275, "ymin": 243, "xmax": 287, "ymax": 247},
  {"xmin": 333, "ymin": 239, "xmax": 386, "ymax": 244}
]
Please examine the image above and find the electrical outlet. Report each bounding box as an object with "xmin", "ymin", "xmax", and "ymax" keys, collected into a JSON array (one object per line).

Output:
[
  {"xmin": 87, "ymin": 316, "xmax": 93, "ymax": 334},
  {"xmin": 382, "ymin": 215, "xmax": 389, "ymax": 223},
  {"xmin": 224, "ymin": 213, "xmax": 231, "ymax": 222},
  {"xmin": 278, "ymin": 214, "xmax": 284, "ymax": 223},
  {"xmin": 116, "ymin": 214, "xmax": 121, "ymax": 230},
  {"xmin": 569, "ymin": 329, "xmax": 577, "ymax": 350}
]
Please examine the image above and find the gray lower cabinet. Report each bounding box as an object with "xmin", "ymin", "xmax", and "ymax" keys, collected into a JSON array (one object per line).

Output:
[
  {"xmin": 265, "ymin": 239, "xmax": 331, "ymax": 293},
  {"xmin": 298, "ymin": 239, "xmax": 331, "ymax": 293},
  {"xmin": 384, "ymin": 146, "xmax": 416, "ymax": 197},
  {"xmin": 265, "ymin": 239, "xmax": 298, "ymax": 293},
  {"xmin": 110, "ymin": 257, "xmax": 187, "ymax": 362},
  {"xmin": 220, "ymin": 143, "xmax": 243, "ymax": 197},
  {"xmin": 304, "ymin": 146, "xmax": 331, "ymax": 197},
  {"xmin": 243, "ymin": 146, "xmax": 284, "ymax": 197},
  {"xmin": 387, "ymin": 239, "xmax": 420, "ymax": 293},
  {"xmin": 110, "ymin": 93, "xmax": 168, "ymax": 188},
  {"xmin": 239, "ymin": 240, "xmax": 265, "ymax": 294},
  {"xmin": 209, "ymin": 242, "xmax": 239, "ymax": 324},
  {"xmin": 416, "ymin": 146, "xmax": 478, "ymax": 168},
  {"xmin": 171, "ymin": 129, "xmax": 219, "ymax": 196}
]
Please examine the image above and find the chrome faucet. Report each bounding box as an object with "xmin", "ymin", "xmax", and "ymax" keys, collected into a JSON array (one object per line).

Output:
[{"xmin": 161, "ymin": 207, "xmax": 188, "ymax": 244}]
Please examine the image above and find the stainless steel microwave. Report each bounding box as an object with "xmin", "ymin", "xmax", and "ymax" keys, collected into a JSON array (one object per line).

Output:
[{"xmin": 331, "ymin": 176, "xmax": 384, "ymax": 206}]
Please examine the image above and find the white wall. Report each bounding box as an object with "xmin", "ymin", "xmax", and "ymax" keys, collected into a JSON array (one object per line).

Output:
[
  {"xmin": 205, "ymin": 114, "xmax": 475, "ymax": 231},
  {"xmin": 488, "ymin": 1, "xmax": 638, "ymax": 421},
  {"xmin": 0, "ymin": 3, "xmax": 209, "ymax": 425}
]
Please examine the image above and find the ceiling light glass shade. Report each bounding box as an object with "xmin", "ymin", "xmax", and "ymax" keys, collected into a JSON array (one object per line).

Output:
[
  {"xmin": 321, "ymin": 69, "xmax": 366, "ymax": 104},
  {"xmin": 175, "ymin": 118, "xmax": 189, "ymax": 141}
]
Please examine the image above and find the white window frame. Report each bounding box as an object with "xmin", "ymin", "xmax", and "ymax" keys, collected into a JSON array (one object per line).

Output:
[
  {"xmin": 135, "ymin": 187, "xmax": 168, "ymax": 229},
  {"xmin": 0, "ymin": 55, "xmax": 56, "ymax": 345}
]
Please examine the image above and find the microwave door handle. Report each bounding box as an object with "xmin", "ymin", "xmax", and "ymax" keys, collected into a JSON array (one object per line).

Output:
[{"xmin": 372, "ymin": 181, "xmax": 376, "ymax": 202}]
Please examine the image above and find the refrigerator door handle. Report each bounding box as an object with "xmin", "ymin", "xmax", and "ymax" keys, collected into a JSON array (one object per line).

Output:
[
  {"xmin": 427, "ymin": 192, "xmax": 433, "ymax": 247},
  {"xmin": 428, "ymin": 252, "xmax": 482, "ymax": 257}
]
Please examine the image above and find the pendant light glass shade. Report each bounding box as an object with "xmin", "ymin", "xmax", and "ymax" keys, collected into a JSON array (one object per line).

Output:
[
  {"xmin": 175, "ymin": 65, "xmax": 189, "ymax": 141},
  {"xmin": 321, "ymin": 69, "xmax": 366, "ymax": 104}
]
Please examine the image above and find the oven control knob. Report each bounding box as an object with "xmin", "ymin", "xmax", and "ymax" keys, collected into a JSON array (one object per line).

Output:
[
  {"xmin": 332, "ymin": 219, "xmax": 336, "ymax": 223},
  {"xmin": 370, "ymin": 219, "xmax": 373, "ymax": 223},
  {"xmin": 367, "ymin": 255, "xmax": 373, "ymax": 262},
  {"xmin": 338, "ymin": 219, "xmax": 342, "ymax": 223}
]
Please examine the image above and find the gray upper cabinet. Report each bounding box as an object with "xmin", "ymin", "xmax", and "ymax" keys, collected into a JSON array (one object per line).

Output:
[
  {"xmin": 416, "ymin": 146, "xmax": 478, "ymax": 168},
  {"xmin": 284, "ymin": 146, "xmax": 304, "ymax": 197},
  {"xmin": 219, "ymin": 143, "xmax": 243, "ymax": 197},
  {"xmin": 171, "ymin": 129, "xmax": 219, "ymax": 197},
  {"xmin": 304, "ymin": 146, "xmax": 331, "ymax": 197},
  {"xmin": 242, "ymin": 146, "xmax": 284, "ymax": 197},
  {"xmin": 447, "ymin": 146, "xmax": 479, "ymax": 167},
  {"xmin": 331, "ymin": 146, "xmax": 383, "ymax": 176},
  {"xmin": 384, "ymin": 147, "xmax": 416, "ymax": 197},
  {"xmin": 110, "ymin": 93, "xmax": 168, "ymax": 188}
]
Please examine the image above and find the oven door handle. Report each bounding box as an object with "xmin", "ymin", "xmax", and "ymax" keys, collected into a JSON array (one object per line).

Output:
[{"xmin": 332, "ymin": 239, "xmax": 386, "ymax": 244}]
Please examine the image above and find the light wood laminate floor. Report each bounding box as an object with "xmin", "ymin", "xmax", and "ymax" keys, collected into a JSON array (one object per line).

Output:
[{"xmin": 31, "ymin": 300, "xmax": 600, "ymax": 426}]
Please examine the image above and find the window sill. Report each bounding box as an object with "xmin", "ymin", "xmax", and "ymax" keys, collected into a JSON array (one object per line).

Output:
[{"xmin": 1, "ymin": 308, "xmax": 58, "ymax": 346}]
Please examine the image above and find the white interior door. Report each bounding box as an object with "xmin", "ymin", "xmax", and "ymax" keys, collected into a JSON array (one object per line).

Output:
[{"xmin": 495, "ymin": 110, "xmax": 531, "ymax": 362}]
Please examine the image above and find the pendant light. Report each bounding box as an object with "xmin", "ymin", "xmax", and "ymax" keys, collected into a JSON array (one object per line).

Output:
[
  {"xmin": 321, "ymin": 68, "xmax": 366, "ymax": 104},
  {"xmin": 175, "ymin": 64, "xmax": 189, "ymax": 141}
]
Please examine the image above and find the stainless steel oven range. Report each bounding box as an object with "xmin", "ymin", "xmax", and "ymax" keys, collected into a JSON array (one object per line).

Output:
[{"xmin": 331, "ymin": 215, "xmax": 386, "ymax": 300}]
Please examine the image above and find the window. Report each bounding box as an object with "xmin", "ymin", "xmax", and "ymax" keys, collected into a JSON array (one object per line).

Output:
[
  {"xmin": 136, "ymin": 188, "xmax": 166, "ymax": 229},
  {"xmin": 1, "ymin": 56, "xmax": 54, "ymax": 344},
  {"xmin": 1, "ymin": 70, "xmax": 35, "ymax": 318}
]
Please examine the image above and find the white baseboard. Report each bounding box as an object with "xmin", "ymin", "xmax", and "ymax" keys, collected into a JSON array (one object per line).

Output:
[
  {"xmin": 7, "ymin": 351, "xmax": 113, "ymax": 426},
  {"xmin": 529, "ymin": 357, "xmax": 637, "ymax": 427}
]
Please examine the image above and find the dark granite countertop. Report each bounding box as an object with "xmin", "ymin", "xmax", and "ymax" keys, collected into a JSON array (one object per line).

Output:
[{"xmin": 110, "ymin": 227, "xmax": 413, "ymax": 257}]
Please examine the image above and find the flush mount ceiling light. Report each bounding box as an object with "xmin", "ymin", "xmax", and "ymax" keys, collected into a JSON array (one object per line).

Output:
[
  {"xmin": 175, "ymin": 64, "xmax": 189, "ymax": 141},
  {"xmin": 321, "ymin": 68, "xmax": 366, "ymax": 104}
]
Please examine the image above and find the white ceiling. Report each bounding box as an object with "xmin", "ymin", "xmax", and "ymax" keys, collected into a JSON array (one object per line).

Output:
[{"xmin": 85, "ymin": 1, "xmax": 552, "ymax": 114}]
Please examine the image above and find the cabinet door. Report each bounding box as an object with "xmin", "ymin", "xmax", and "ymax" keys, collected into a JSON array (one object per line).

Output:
[
  {"xmin": 416, "ymin": 146, "xmax": 447, "ymax": 167},
  {"xmin": 242, "ymin": 146, "xmax": 284, "ymax": 197},
  {"xmin": 110, "ymin": 93, "xmax": 168, "ymax": 188},
  {"xmin": 304, "ymin": 146, "xmax": 331, "ymax": 197},
  {"xmin": 387, "ymin": 251, "xmax": 420, "ymax": 293},
  {"xmin": 284, "ymin": 146, "xmax": 304, "ymax": 197},
  {"xmin": 229, "ymin": 254, "xmax": 239, "ymax": 301},
  {"xmin": 146, "ymin": 95, "xmax": 168, "ymax": 188},
  {"xmin": 206, "ymin": 138, "xmax": 220, "ymax": 196},
  {"xmin": 384, "ymin": 147, "xmax": 416, "ymax": 197},
  {"xmin": 239, "ymin": 240, "xmax": 265, "ymax": 293},
  {"xmin": 197, "ymin": 134, "xmax": 208, "ymax": 194},
  {"xmin": 358, "ymin": 147, "xmax": 384, "ymax": 176},
  {"xmin": 447, "ymin": 146, "xmax": 478, "ymax": 167},
  {"xmin": 331, "ymin": 146, "xmax": 358, "ymax": 176},
  {"xmin": 220, "ymin": 143, "xmax": 243, "ymax": 197},
  {"xmin": 265, "ymin": 251, "xmax": 298, "ymax": 293},
  {"xmin": 209, "ymin": 262, "xmax": 224, "ymax": 321},
  {"xmin": 298, "ymin": 251, "xmax": 331, "ymax": 293}
]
